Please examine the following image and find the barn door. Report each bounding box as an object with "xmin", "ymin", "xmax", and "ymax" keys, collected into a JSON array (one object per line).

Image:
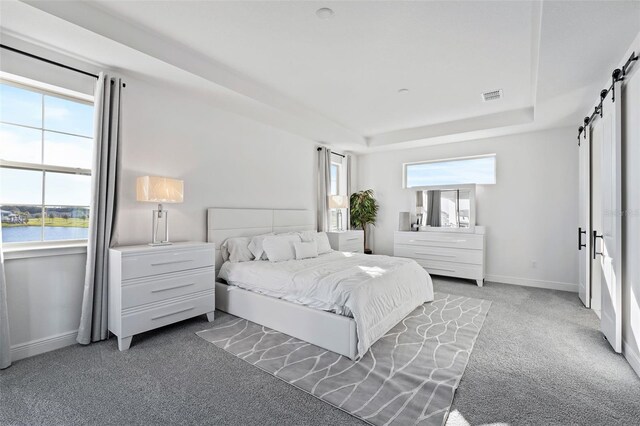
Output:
[
  {"xmin": 577, "ymin": 130, "xmax": 591, "ymax": 308},
  {"xmin": 593, "ymin": 79, "xmax": 623, "ymax": 353}
]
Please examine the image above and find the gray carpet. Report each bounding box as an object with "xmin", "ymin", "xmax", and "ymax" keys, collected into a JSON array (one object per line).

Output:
[
  {"xmin": 1, "ymin": 278, "xmax": 639, "ymax": 426},
  {"xmin": 197, "ymin": 293, "xmax": 491, "ymax": 426}
]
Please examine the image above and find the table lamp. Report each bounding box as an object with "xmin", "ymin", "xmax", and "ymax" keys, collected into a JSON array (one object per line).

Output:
[
  {"xmin": 136, "ymin": 176, "xmax": 184, "ymax": 245},
  {"xmin": 328, "ymin": 195, "xmax": 349, "ymax": 231}
]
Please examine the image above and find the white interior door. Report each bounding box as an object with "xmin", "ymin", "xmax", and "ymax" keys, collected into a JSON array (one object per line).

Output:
[
  {"xmin": 590, "ymin": 124, "xmax": 603, "ymax": 316},
  {"xmin": 596, "ymin": 81, "xmax": 623, "ymax": 353},
  {"xmin": 578, "ymin": 130, "xmax": 591, "ymax": 308}
]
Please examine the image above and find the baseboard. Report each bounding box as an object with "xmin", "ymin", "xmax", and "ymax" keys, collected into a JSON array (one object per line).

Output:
[
  {"xmin": 485, "ymin": 274, "xmax": 578, "ymax": 293},
  {"xmin": 11, "ymin": 330, "xmax": 78, "ymax": 362},
  {"xmin": 623, "ymin": 339, "xmax": 640, "ymax": 378}
]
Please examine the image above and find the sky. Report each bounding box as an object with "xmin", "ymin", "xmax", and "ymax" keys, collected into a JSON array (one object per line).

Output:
[
  {"xmin": 406, "ymin": 156, "xmax": 496, "ymax": 187},
  {"xmin": 0, "ymin": 83, "xmax": 94, "ymax": 207}
]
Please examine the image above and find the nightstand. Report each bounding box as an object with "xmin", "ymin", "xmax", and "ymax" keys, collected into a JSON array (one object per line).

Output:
[
  {"xmin": 108, "ymin": 242, "xmax": 215, "ymax": 350},
  {"xmin": 326, "ymin": 230, "xmax": 364, "ymax": 253}
]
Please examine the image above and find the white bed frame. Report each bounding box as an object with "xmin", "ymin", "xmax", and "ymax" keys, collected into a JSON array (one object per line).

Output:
[{"xmin": 207, "ymin": 208, "xmax": 358, "ymax": 359}]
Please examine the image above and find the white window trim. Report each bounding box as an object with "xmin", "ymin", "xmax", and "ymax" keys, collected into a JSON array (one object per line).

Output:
[
  {"xmin": 402, "ymin": 153, "xmax": 497, "ymax": 189},
  {"xmin": 2, "ymin": 241, "xmax": 87, "ymax": 260}
]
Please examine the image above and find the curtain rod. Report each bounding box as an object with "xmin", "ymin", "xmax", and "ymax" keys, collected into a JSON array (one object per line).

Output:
[
  {"xmin": 1, "ymin": 44, "xmax": 100, "ymax": 79},
  {"xmin": 577, "ymin": 51, "xmax": 637, "ymax": 145},
  {"xmin": 317, "ymin": 147, "xmax": 345, "ymax": 158}
]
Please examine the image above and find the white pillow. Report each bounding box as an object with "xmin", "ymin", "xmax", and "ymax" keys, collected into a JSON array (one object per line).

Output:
[
  {"xmin": 315, "ymin": 232, "xmax": 333, "ymax": 254},
  {"xmin": 262, "ymin": 234, "xmax": 301, "ymax": 262},
  {"xmin": 298, "ymin": 230, "xmax": 317, "ymax": 243},
  {"xmin": 294, "ymin": 240, "xmax": 318, "ymax": 260},
  {"xmin": 248, "ymin": 233, "xmax": 274, "ymax": 261},
  {"xmin": 222, "ymin": 237, "xmax": 254, "ymax": 263}
]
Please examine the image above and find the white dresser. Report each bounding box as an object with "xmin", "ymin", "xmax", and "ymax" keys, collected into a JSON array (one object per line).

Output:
[
  {"xmin": 394, "ymin": 227, "xmax": 486, "ymax": 286},
  {"xmin": 109, "ymin": 242, "xmax": 216, "ymax": 350},
  {"xmin": 326, "ymin": 230, "xmax": 364, "ymax": 253}
]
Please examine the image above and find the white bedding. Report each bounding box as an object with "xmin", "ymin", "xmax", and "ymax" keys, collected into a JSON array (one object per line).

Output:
[{"xmin": 218, "ymin": 251, "xmax": 434, "ymax": 358}]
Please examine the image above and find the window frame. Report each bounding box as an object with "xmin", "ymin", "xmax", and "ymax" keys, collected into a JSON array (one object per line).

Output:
[
  {"xmin": 0, "ymin": 78, "xmax": 94, "ymax": 248},
  {"xmin": 402, "ymin": 153, "xmax": 497, "ymax": 189}
]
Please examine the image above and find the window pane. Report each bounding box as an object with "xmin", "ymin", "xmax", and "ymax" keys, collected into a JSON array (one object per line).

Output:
[
  {"xmin": 0, "ymin": 123, "xmax": 42, "ymax": 164},
  {"xmin": 0, "ymin": 83, "xmax": 42, "ymax": 128},
  {"xmin": 405, "ymin": 156, "xmax": 496, "ymax": 187},
  {"xmin": 44, "ymin": 95, "xmax": 93, "ymax": 137},
  {"xmin": 44, "ymin": 131, "xmax": 92, "ymax": 169},
  {"xmin": 1, "ymin": 205, "xmax": 43, "ymax": 243},
  {"xmin": 330, "ymin": 164, "xmax": 338, "ymax": 195},
  {"xmin": 43, "ymin": 206, "xmax": 89, "ymax": 241},
  {"xmin": 45, "ymin": 172, "xmax": 91, "ymax": 206},
  {"xmin": 0, "ymin": 168, "xmax": 43, "ymax": 204}
]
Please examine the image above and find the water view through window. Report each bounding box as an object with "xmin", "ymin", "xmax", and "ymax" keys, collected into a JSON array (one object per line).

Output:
[{"xmin": 0, "ymin": 80, "xmax": 94, "ymax": 244}]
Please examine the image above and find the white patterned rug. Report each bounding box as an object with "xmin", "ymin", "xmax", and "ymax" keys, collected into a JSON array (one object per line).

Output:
[{"xmin": 197, "ymin": 293, "xmax": 491, "ymax": 426}]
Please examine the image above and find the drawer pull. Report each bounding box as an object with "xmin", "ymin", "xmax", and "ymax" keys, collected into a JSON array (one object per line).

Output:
[
  {"xmin": 409, "ymin": 239, "xmax": 466, "ymax": 244},
  {"xmin": 151, "ymin": 282, "xmax": 195, "ymax": 293},
  {"xmin": 414, "ymin": 252, "xmax": 455, "ymax": 257},
  {"xmin": 346, "ymin": 237, "xmax": 361, "ymax": 241},
  {"xmin": 151, "ymin": 306, "xmax": 195, "ymax": 320},
  {"xmin": 428, "ymin": 267, "xmax": 456, "ymax": 273},
  {"xmin": 150, "ymin": 259, "xmax": 192, "ymax": 267}
]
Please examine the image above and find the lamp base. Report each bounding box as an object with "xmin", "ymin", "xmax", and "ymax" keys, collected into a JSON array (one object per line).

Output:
[{"xmin": 151, "ymin": 207, "xmax": 172, "ymax": 245}]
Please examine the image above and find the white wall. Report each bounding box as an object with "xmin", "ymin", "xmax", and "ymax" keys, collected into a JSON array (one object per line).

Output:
[
  {"xmin": 621, "ymin": 33, "xmax": 640, "ymax": 377},
  {"xmin": 4, "ymin": 251, "xmax": 86, "ymax": 360},
  {"xmin": 357, "ymin": 126, "xmax": 579, "ymax": 291},
  {"xmin": 115, "ymin": 74, "xmax": 317, "ymax": 246}
]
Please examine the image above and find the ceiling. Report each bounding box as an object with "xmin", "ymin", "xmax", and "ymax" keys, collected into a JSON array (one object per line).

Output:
[{"xmin": 3, "ymin": 1, "xmax": 639, "ymax": 151}]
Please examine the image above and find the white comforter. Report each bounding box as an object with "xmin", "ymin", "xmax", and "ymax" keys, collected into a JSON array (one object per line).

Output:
[{"xmin": 218, "ymin": 251, "xmax": 434, "ymax": 358}]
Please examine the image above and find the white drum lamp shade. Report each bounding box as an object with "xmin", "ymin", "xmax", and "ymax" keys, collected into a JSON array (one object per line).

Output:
[
  {"xmin": 328, "ymin": 195, "xmax": 348, "ymax": 209},
  {"xmin": 136, "ymin": 176, "xmax": 184, "ymax": 204}
]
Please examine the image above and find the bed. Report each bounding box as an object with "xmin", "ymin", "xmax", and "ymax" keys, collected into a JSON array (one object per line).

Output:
[{"xmin": 208, "ymin": 208, "xmax": 434, "ymax": 360}]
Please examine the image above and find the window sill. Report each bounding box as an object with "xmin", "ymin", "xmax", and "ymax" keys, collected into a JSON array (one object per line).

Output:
[{"xmin": 3, "ymin": 242, "xmax": 88, "ymax": 260}]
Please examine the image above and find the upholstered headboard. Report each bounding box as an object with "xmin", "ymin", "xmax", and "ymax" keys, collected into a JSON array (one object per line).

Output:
[{"xmin": 207, "ymin": 208, "xmax": 315, "ymax": 275}]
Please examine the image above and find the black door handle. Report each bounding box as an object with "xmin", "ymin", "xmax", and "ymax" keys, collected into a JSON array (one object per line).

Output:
[
  {"xmin": 578, "ymin": 227, "xmax": 586, "ymax": 250},
  {"xmin": 593, "ymin": 230, "xmax": 604, "ymax": 259}
]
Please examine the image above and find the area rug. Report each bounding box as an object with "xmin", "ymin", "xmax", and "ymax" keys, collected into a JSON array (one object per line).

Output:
[{"xmin": 197, "ymin": 292, "xmax": 491, "ymax": 426}]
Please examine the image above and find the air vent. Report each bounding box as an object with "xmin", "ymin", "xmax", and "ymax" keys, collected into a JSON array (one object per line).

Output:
[{"xmin": 482, "ymin": 89, "xmax": 503, "ymax": 102}]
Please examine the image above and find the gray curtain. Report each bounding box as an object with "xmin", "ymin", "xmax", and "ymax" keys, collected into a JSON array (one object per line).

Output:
[
  {"xmin": 0, "ymin": 226, "xmax": 11, "ymax": 369},
  {"xmin": 77, "ymin": 73, "xmax": 122, "ymax": 345},
  {"xmin": 426, "ymin": 190, "xmax": 441, "ymax": 227},
  {"xmin": 346, "ymin": 154, "xmax": 352, "ymax": 230},
  {"xmin": 317, "ymin": 147, "xmax": 332, "ymax": 232}
]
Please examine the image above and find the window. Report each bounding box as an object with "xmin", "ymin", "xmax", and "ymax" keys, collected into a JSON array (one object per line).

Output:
[
  {"xmin": 330, "ymin": 163, "xmax": 340, "ymax": 196},
  {"xmin": 0, "ymin": 80, "xmax": 94, "ymax": 244},
  {"xmin": 329, "ymin": 161, "xmax": 341, "ymax": 230},
  {"xmin": 403, "ymin": 154, "xmax": 496, "ymax": 188}
]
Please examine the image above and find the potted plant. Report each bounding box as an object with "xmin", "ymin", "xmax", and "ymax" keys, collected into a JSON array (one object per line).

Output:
[{"xmin": 350, "ymin": 189, "xmax": 379, "ymax": 254}]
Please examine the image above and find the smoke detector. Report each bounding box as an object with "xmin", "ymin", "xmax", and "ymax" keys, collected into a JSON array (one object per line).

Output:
[{"xmin": 482, "ymin": 89, "xmax": 503, "ymax": 102}]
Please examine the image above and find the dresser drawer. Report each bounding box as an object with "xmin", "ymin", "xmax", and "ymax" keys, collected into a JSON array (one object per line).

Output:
[
  {"xmin": 337, "ymin": 232, "xmax": 363, "ymax": 244},
  {"xmin": 394, "ymin": 245, "xmax": 483, "ymax": 265},
  {"xmin": 339, "ymin": 241, "xmax": 364, "ymax": 253},
  {"xmin": 413, "ymin": 258, "xmax": 483, "ymax": 280},
  {"xmin": 121, "ymin": 270, "xmax": 215, "ymax": 309},
  {"xmin": 394, "ymin": 232, "xmax": 483, "ymax": 250},
  {"xmin": 121, "ymin": 247, "xmax": 214, "ymax": 280},
  {"xmin": 121, "ymin": 292, "xmax": 214, "ymax": 337}
]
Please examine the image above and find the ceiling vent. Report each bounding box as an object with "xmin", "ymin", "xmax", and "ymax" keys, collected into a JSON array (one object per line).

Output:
[{"xmin": 482, "ymin": 89, "xmax": 503, "ymax": 102}]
